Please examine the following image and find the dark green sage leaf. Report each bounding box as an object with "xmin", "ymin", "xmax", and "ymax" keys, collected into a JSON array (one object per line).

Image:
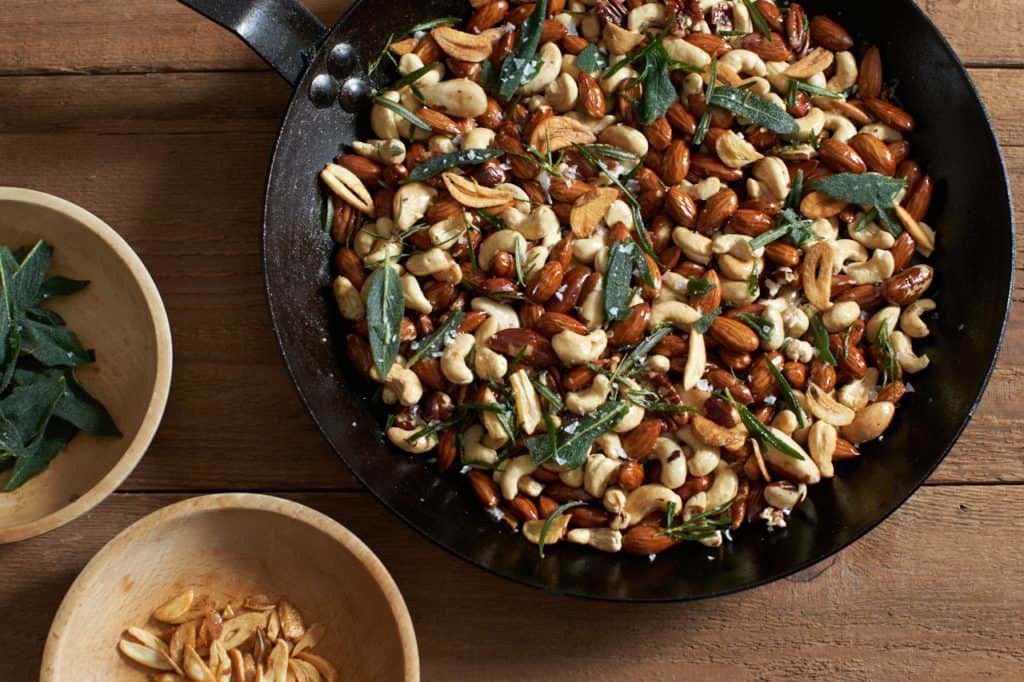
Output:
[
  {"xmin": 785, "ymin": 169, "xmax": 804, "ymax": 212},
  {"xmin": 14, "ymin": 241, "xmax": 52, "ymax": 309},
  {"xmin": 693, "ymin": 308, "xmax": 721, "ymax": 334},
  {"xmin": 573, "ymin": 44, "xmax": 608, "ymax": 73},
  {"xmin": 497, "ymin": 0, "xmax": 549, "ymax": 98},
  {"xmin": 366, "ymin": 263, "xmax": 406, "ymax": 381},
  {"xmin": 709, "ymin": 87, "xmax": 799, "ymax": 134},
  {"xmin": 15, "ymin": 366, "xmax": 120, "ymax": 437},
  {"xmin": 637, "ymin": 45, "xmax": 675, "ymax": 125},
  {"xmin": 19, "ymin": 317, "xmax": 93, "ymax": 368},
  {"xmin": 604, "ymin": 241, "xmax": 638, "ymax": 322},
  {"xmin": 812, "ymin": 172, "xmax": 907, "ymax": 209},
  {"xmin": 0, "ymin": 259, "xmax": 19, "ymax": 392},
  {"xmin": 405, "ymin": 148, "xmax": 506, "ymax": 182},
  {"xmin": 525, "ymin": 400, "xmax": 628, "ymax": 469},
  {"xmin": 614, "ymin": 326, "xmax": 673, "ymax": 381},
  {"xmin": 686, "ymin": 277, "xmax": 716, "ymax": 297},
  {"xmin": 4, "ymin": 420, "xmax": 76, "ymax": 491},
  {"xmin": 737, "ymin": 312, "xmax": 773, "ymax": 341}
]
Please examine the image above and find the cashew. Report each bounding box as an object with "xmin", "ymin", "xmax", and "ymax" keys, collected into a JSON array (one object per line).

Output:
[
  {"xmin": 375, "ymin": 363, "xmax": 424, "ymax": 407},
  {"xmin": 783, "ymin": 338, "xmax": 814, "ymax": 363},
  {"xmin": 652, "ymin": 437, "xmax": 688, "ymax": 489},
  {"xmin": 395, "ymin": 275, "xmax": 432, "ymax": 318},
  {"xmin": 352, "ymin": 138, "xmax": 407, "ymax": 165},
  {"xmin": 628, "ymin": 3, "xmax": 665, "ymax": 32},
  {"xmin": 772, "ymin": 409, "xmax": 799, "ymax": 435},
  {"xmin": 387, "ymin": 426, "xmax": 437, "ymax": 454},
  {"xmin": 677, "ymin": 425, "xmax": 720, "ymax": 477},
  {"xmin": 523, "ymin": 514, "xmax": 570, "ymax": 545},
  {"xmin": 662, "ymin": 37, "xmax": 712, "ymax": 68},
  {"xmin": 650, "ymin": 300, "xmax": 700, "ymax": 331},
  {"xmin": 613, "ymin": 484, "xmax": 682, "ymax": 529},
  {"xmin": 713, "ymin": 233, "xmax": 763, "ymax": 260},
  {"xmin": 567, "ymin": 374, "xmax": 611, "ymax": 415},
  {"xmin": 901, "ymin": 299, "xmax": 936, "ymax": 338},
  {"xmin": 552, "ymin": 329, "xmax": 608, "ymax": 366},
  {"xmin": 567, "ymin": 527, "xmax": 622, "ymax": 553},
  {"xmin": 821, "ymin": 111, "xmax": 858, "ymax": 143},
  {"xmin": 716, "ymin": 130, "xmax": 764, "ymax": 169},
  {"xmin": 371, "ymin": 90, "xmax": 403, "ymax": 139},
  {"xmin": 782, "ymin": 302, "xmax": 810, "ymax": 338},
  {"xmin": 429, "ymin": 212, "xmax": 468, "ymax": 249},
  {"xmin": 494, "ymin": 454, "xmax": 537, "ymax": 501},
  {"xmin": 785, "ymin": 107, "xmax": 826, "ymax": 142},
  {"xmin": 838, "ymin": 368, "xmax": 879, "ymax": 411},
  {"xmin": 718, "ymin": 252, "xmax": 756, "ymax": 281},
  {"xmin": 522, "ymin": 42, "xmax": 562, "ymax": 94},
  {"xmin": 498, "ymin": 182, "xmax": 532, "ymax": 215},
  {"xmin": 683, "ymin": 329, "xmax": 706, "ymax": 390},
  {"xmin": 753, "ymin": 157, "xmax": 791, "ymax": 201},
  {"xmin": 849, "ymin": 216, "xmax": 896, "ymax": 249},
  {"xmin": 461, "ymin": 127, "xmax": 496, "ymax": 151},
  {"xmin": 584, "ymin": 453, "xmax": 622, "ymax": 498},
  {"xmin": 579, "ymin": 281, "xmax": 605, "ymax": 331},
  {"xmin": 565, "ymin": 110, "xmax": 617, "ymax": 133},
  {"xmin": 477, "ymin": 229, "xmax": 527, "ymax": 271},
  {"xmin": 596, "ymin": 432, "xmax": 626, "ymax": 459},
  {"xmin": 807, "ymin": 420, "xmax": 836, "ymax": 478},
  {"xmin": 427, "ymin": 135, "xmax": 456, "ymax": 155},
  {"xmin": 545, "ymin": 72, "xmax": 579, "ymax": 112},
  {"xmin": 603, "ymin": 24, "xmax": 644, "ymax": 58},
  {"xmin": 398, "ymin": 53, "xmax": 443, "ymax": 87},
  {"xmin": 421, "ymin": 78, "xmax": 487, "ymax": 117},
  {"xmin": 353, "ymin": 223, "xmax": 376, "ymax": 256},
  {"xmin": 892, "ymin": 330, "xmax": 930, "ymax": 373},
  {"xmin": 866, "ymin": 306, "xmax": 901, "ymax": 343},
  {"xmin": 764, "ymin": 481, "xmax": 808, "ymax": 510},
  {"xmin": 600, "ymin": 60, "xmax": 638, "ymax": 94},
  {"xmin": 598, "ymin": 125, "xmax": 649, "ymax": 157},
  {"xmin": 441, "ymin": 333, "xmax": 476, "ymax": 385},
  {"xmin": 860, "ymin": 123, "xmax": 903, "ymax": 143},
  {"xmin": 559, "ymin": 466, "xmax": 584, "ymax": 488},
  {"xmin": 672, "ymin": 228, "xmax": 713, "ymax": 265},
  {"xmin": 827, "ymin": 51, "xmax": 857, "ymax": 92},
  {"xmin": 332, "ymin": 276, "xmax": 365, "ymax": 321},
  {"xmin": 730, "ymin": 0, "xmax": 752, "ymax": 33},
  {"xmin": 706, "ymin": 466, "xmax": 739, "ymax": 510},
  {"xmin": 515, "ymin": 206, "xmax": 560, "ymax": 240},
  {"xmin": 741, "ymin": 77, "xmax": 772, "ymax": 96},
  {"xmin": 681, "ymin": 177, "xmax": 724, "ymax": 201},
  {"xmin": 720, "ymin": 49, "xmax": 767, "ymax": 77},
  {"xmin": 812, "ymin": 216, "xmax": 839, "ymax": 241},
  {"xmin": 509, "ymin": 369, "xmax": 542, "ymax": 436},
  {"xmin": 473, "ymin": 297, "xmax": 520, "ymax": 330},
  {"xmin": 363, "ymin": 240, "xmax": 402, "ymax": 269},
  {"xmin": 605, "ymin": 199, "xmax": 634, "ymax": 230},
  {"xmin": 841, "ymin": 401, "xmax": 896, "ymax": 444},
  {"xmin": 761, "ymin": 304, "xmax": 786, "ymax": 351},
  {"xmin": 681, "ymin": 491, "xmax": 723, "ymax": 547},
  {"xmin": 806, "ymin": 383, "xmax": 856, "ymax": 427},
  {"xmin": 822, "ymin": 300, "xmax": 861, "ymax": 333},
  {"xmin": 760, "ymin": 428, "xmax": 820, "ymax": 484},
  {"xmin": 848, "ymin": 249, "xmax": 895, "ymax": 285}
]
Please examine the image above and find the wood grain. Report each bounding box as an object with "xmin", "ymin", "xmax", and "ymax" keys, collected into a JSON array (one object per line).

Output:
[{"xmin": 1, "ymin": 488, "xmax": 1021, "ymax": 681}]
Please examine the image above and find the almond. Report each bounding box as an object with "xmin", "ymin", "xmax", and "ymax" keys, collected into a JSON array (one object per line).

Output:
[
  {"xmin": 810, "ymin": 16, "xmax": 854, "ymax": 51},
  {"xmin": 890, "ymin": 231, "xmax": 916, "ymax": 272},
  {"xmin": 764, "ymin": 241, "xmax": 801, "ymax": 267},
  {"xmin": 754, "ymin": 0, "xmax": 785, "ymax": 32},
  {"xmin": 881, "ymin": 263, "xmax": 933, "ymax": 306},
  {"xmin": 535, "ymin": 311, "xmax": 587, "ymax": 337},
  {"xmin": 389, "ymin": 37, "xmax": 418, "ymax": 57},
  {"xmin": 904, "ymin": 174, "xmax": 933, "ymax": 222},
  {"xmin": 548, "ymin": 177, "xmax": 594, "ymax": 203},
  {"xmin": 336, "ymin": 153, "xmax": 382, "ymax": 185},
  {"xmin": 528, "ymin": 115, "xmax": 597, "ymax": 154},
  {"xmin": 578, "ymin": 72, "xmax": 607, "ymax": 119},
  {"xmin": 832, "ymin": 437, "xmax": 860, "ymax": 461},
  {"xmin": 709, "ymin": 315, "xmax": 760, "ymax": 353},
  {"xmin": 642, "ymin": 117, "xmax": 673, "ymax": 151},
  {"xmin": 570, "ymin": 187, "xmax": 619, "ymax": 238},
  {"xmin": 728, "ymin": 209, "xmax": 773, "ymax": 237},
  {"xmin": 696, "ymin": 188, "xmax": 738, "ymax": 233},
  {"xmin": 848, "ymin": 133, "xmax": 896, "ymax": 176},
  {"xmin": 488, "ymin": 328, "xmax": 559, "ymax": 366},
  {"xmin": 738, "ymin": 32, "xmax": 792, "ymax": 61},
  {"xmin": 546, "ymin": 265, "xmax": 589, "ymax": 314},
  {"xmin": 835, "ymin": 283, "xmax": 883, "ymax": 310},
  {"xmin": 863, "ymin": 98, "xmax": 916, "ymax": 132},
  {"xmin": 666, "ymin": 102, "xmax": 697, "ymax": 136},
  {"xmin": 819, "ymin": 138, "xmax": 867, "ymax": 174},
  {"xmin": 417, "ymin": 107, "xmax": 462, "ymax": 136},
  {"xmin": 858, "ymin": 46, "xmax": 884, "ymax": 99},
  {"xmin": 784, "ymin": 47, "xmax": 834, "ymax": 80},
  {"xmin": 685, "ymin": 32, "xmax": 731, "ymax": 57},
  {"xmin": 622, "ymin": 419, "xmax": 664, "ymax": 459},
  {"xmin": 622, "ymin": 525, "xmax": 676, "ymax": 555},
  {"xmin": 607, "ymin": 301, "xmax": 650, "ymax": 348},
  {"xmin": 665, "ymin": 186, "xmax": 697, "ymax": 227},
  {"xmin": 468, "ymin": 469, "xmax": 499, "ymax": 507},
  {"xmin": 561, "ymin": 35, "xmax": 589, "ymax": 55},
  {"xmin": 570, "ymin": 506, "xmax": 611, "ymax": 528},
  {"xmin": 689, "ymin": 154, "xmax": 744, "ymax": 182},
  {"xmin": 526, "ymin": 261, "xmax": 564, "ymax": 304},
  {"xmin": 695, "ymin": 270, "xmax": 721, "ymax": 315},
  {"xmin": 540, "ymin": 19, "xmax": 567, "ymax": 44},
  {"xmin": 660, "ymin": 140, "xmax": 691, "ymax": 185}
]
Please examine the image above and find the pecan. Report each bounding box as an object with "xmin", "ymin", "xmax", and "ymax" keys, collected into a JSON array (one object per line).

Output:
[
  {"xmin": 595, "ymin": 0, "xmax": 628, "ymax": 26},
  {"xmin": 784, "ymin": 3, "xmax": 809, "ymax": 54},
  {"xmin": 738, "ymin": 32, "xmax": 792, "ymax": 62}
]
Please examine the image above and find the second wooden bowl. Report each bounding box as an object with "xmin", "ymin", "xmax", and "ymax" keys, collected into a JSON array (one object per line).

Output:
[{"xmin": 41, "ymin": 493, "xmax": 420, "ymax": 681}]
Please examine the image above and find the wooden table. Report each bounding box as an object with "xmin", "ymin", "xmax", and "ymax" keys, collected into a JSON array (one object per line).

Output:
[{"xmin": 1, "ymin": 2, "xmax": 1022, "ymax": 679}]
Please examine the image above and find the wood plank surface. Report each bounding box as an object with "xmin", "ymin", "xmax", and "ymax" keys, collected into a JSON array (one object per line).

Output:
[
  {"xmin": 1, "ymin": 1, "xmax": 1022, "ymax": 75},
  {"xmin": 1, "ymin": 1, "xmax": 1022, "ymax": 680},
  {"xmin": 1, "ymin": 487, "xmax": 1021, "ymax": 681}
]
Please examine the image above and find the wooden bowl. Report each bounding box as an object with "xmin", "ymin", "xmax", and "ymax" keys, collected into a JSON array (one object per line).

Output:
[
  {"xmin": 41, "ymin": 493, "xmax": 420, "ymax": 681},
  {"xmin": 0, "ymin": 187, "xmax": 172, "ymax": 543}
]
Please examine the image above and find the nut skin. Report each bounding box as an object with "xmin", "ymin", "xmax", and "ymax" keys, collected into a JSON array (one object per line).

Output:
[
  {"xmin": 622, "ymin": 419, "xmax": 665, "ymax": 459},
  {"xmin": 849, "ymin": 133, "xmax": 896, "ymax": 176},
  {"xmin": 570, "ymin": 506, "xmax": 611, "ymax": 528},
  {"xmin": 666, "ymin": 102, "xmax": 697, "ymax": 137},
  {"xmin": 904, "ymin": 175, "xmax": 933, "ymax": 221},
  {"xmin": 468, "ymin": 469, "xmax": 500, "ymax": 508},
  {"xmin": 526, "ymin": 261, "xmax": 565, "ymax": 304},
  {"xmin": 337, "ymin": 154, "xmax": 382, "ymax": 185},
  {"xmin": 535, "ymin": 312, "xmax": 587, "ymax": 337},
  {"xmin": 858, "ymin": 46, "xmax": 884, "ymax": 99},
  {"xmin": 784, "ymin": 3, "xmax": 809, "ymax": 54},
  {"xmin": 437, "ymin": 427, "xmax": 458, "ymax": 472},
  {"xmin": 819, "ymin": 138, "xmax": 868, "ymax": 174},
  {"xmin": 675, "ymin": 474, "xmax": 711, "ymax": 501},
  {"xmin": 643, "ymin": 118, "xmax": 673, "ymax": 151},
  {"xmin": 508, "ymin": 495, "xmax": 539, "ymax": 521},
  {"xmin": 546, "ymin": 266, "xmax": 590, "ymax": 315},
  {"xmin": 810, "ymin": 15, "xmax": 854, "ymax": 51},
  {"xmin": 890, "ymin": 232, "xmax": 916, "ymax": 272},
  {"xmin": 665, "ymin": 186, "xmax": 698, "ymax": 227},
  {"xmin": 707, "ymin": 368, "xmax": 754, "ymax": 405},
  {"xmin": 622, "ymin": 525, "xmax": 676, "ymax": 555},
  {"xmin": 755, "ymin": 0, "xmax": 784, "ymax": 32},
  {"xmin": 661, "ymin": 140, "xmax": 691, "ymax": 185},
  {"xmin": 809, "ymin": 358, "xmax": 837, "ymax": 392},
  {"xmin": 488, "ymin": 328, "xmax": 559, "ymax": 366},
  {"xmin": 696, "ymin": 188, "xmax": 739, "ymax": 234},
  {"xmin": 729, "ymin": 209, "xmax": 773, "ymax": 237},
  {"xmin": 689, "ymin": 154, "xmax": 744, "ymax": 182},
  {"xmin": 863, "ymin": 98, "xmax": 916, "ymax": 132},
  {"xmin": 685, "ymin": 32, "xmax": 732, "ymax": 57},
  {"xmin": 709, "ymin": 316, "xmax": 761, "ymax": 353},
  {"xmin": 764, "ymin": 242, "xmax": 801, "ymax": 267},
  {"xmin": 562, "ymin": 364, "xmax": 596, "ymax": 391}
]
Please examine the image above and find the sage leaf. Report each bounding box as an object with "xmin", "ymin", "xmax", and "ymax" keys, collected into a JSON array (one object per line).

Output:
[
  {"xmin": 693, "ymin": 308, "xmax": 721, "ymax": 334},
  {"xmin": 614, "ymin": 326, "xmax": 672, "ymax": 380},
  {"xmin": 525, "ymin": 400, "xmax": 628, "ymax": 469},
  {"xmin": 406, "ymin": 149, "xmax": 505, "ymax": 182},
  {"xmin": 708, "ymin": 87, "xmax": 799, "ymax": 134},
  {"xmin": 573, "ymin": 44, "xmax": 607, "ymax": 73},
  {"xmin": 13, "ymin": 241, "xmax": 52, "ymax": 309},
  {"xmin": 20, "ymin": 317, "xmax": 94, "ymax": 368},
  {"xmin": 603, "ymin": 241, "xmax": 639, "ymax": 322},
  {"xmin": 812, "ymin": 173, "xmax": 907, "ymax": 209},
  {"xmin": 15, "ymin": 366, "xmax": 120, "ymax": 437},
  {"xmin": 497, "ymin": 0, "xmax": 549, "ymax": 98},
  {"xmin": 637, "ymin": 45, "xmax": 675, "ymax": 125},
  {"xmin": 0, "ymin": 259, "xmax": 19, "ymax": 392},
  {"xmin": 407, "ymin": 310, "xmax": 465, "ymax": 366},
  {"xmin": 737, "ymin": 312, "xmax": 774, "ymax": 341},
  {"xmin": 4, "ymin": 419, "xmax": 76, "ymax": 491},
  {"xmin": 365, "ymin": 263, "xmax": 405, "ymax": 381},
  {"xmin": 686, "ymin": 277, "xmax": 716, "ymax": 297},
  {"xmin": 0, "ymin": 375, "xmax": 67, "ymax": 445}
]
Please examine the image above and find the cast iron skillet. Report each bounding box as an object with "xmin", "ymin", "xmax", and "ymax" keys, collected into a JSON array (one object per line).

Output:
[{"xmin": 181, "ymin": 0, "xmax": 1013, "ymax": 600}]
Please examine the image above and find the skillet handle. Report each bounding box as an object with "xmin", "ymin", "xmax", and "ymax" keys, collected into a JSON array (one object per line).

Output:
[{"xmin": 179, "ymin": 0, "xmax": 328, "ymax": 86}]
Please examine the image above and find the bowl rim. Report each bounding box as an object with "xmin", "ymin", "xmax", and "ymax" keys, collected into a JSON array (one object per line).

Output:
[
  {"xmin": 0, "ymin": 187, "xmax": 173, "ymax": 544},
  {"xmin": 40, "ymin": 492, "xmax": 421, "ymax": 681}
]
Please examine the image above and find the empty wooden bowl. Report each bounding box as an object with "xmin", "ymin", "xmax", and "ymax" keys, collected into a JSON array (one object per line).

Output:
[
  {"xmin": 41, "ymin": 493, "xmax": 420, "ymax": 681},
  {"xmin": 0, "ymin": 187, "xmax": 172, "ymax": 543}
]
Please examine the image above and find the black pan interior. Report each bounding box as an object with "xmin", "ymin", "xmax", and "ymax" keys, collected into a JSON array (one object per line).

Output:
[{"xmin": 262, "ymin": 0, "xmax": 1014, "ymax": 600}]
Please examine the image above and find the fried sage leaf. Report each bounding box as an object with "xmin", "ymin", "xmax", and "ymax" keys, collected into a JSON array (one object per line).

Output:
[
  {"xmin": 812, "ymin": 172, "xmax": 907, "ymax": 209},
  {"xmin": 365, "ymin": 263, "xmax": 406, "ymax": 381},
  {"xmin": 708, "ymin": 86, "xmax": 799, "ymax": 134},
  {"xmin": 525, "ymin": 400, "xmax": 628, "ymax": 469},
  {"xmin": 497, "ymin": 0, "xmax": 549, "ymax": 98},
  {"xmin": 405, "ymin": 149, "xmax": 505, "ymax": 182}
]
